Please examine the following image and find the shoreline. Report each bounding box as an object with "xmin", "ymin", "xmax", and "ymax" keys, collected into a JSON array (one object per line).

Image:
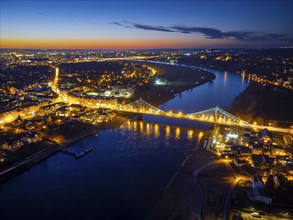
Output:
[
  {"xmin": 0, "ymin": 116, "xmax": 128, "ymax": 183},
  {"xmin": 146, "ymin": 146, "xmax": 215, "ymax": 220},
  {"xmin": 134, "ymin": 62, "xmax": 216, "ymax": 107},
  {"xmin": 0, "ymin": 144, "xmax": 60, "ymax": 183},
  {"xmin": 179, "ymin": 62, "xmax": 293, "ymax": 124},
  {"xmin": 0, "ymin": 127, "xmax": 100, "ymax": 184}
]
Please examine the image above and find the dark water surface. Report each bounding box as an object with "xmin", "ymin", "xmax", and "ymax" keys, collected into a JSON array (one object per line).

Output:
[{"xmin": 0, "ymin": 66, "xmax": 248, "ymax": 220}]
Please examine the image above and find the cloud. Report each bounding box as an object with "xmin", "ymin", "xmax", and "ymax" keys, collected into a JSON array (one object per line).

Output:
[
  {"xmin": 171, "ymin": 26, "xmax": 223, "ymax": 37},
  {"xmin": 132, "ymin": 23, "xmax": 175, "ymax": 32},
  {"xmin": 111, "ymin": 21, "xmax": 174, "ymax": 32},
  {"xmin": 110, "ymin": 21, "xmax": 290, "ymax": 42},
  {"xmin": 109, "ymin": 21, "xmax": 123, "ymax": 26},
  {"xmin": 38, "ymin": 12, "xmax": 48, "ymax": 16}
]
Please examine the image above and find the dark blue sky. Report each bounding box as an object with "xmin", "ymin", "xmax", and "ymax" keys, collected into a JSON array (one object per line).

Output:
[{"xmin": 1, "ymin": 0, "xmax": 292, "ymax": 49}]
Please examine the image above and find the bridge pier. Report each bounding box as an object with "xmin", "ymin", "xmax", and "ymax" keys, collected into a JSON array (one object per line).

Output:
[{"xmin": 136, "ymin": 115, "xmax": 143, "ymax": 121}]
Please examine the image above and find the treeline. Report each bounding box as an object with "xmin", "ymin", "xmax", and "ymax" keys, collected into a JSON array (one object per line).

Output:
[{"xmin": 230, "ymin": 82, "xmax": 293, "ymax": 126}]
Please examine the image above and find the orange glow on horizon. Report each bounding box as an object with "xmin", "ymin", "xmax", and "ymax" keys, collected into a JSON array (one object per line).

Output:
[{"xmin": 1, "ymin": 37, "xmax": 225, "ymax": 50}]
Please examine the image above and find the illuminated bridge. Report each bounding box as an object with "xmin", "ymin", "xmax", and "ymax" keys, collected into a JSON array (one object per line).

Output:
[{"xmin": 101, "ymin": 98, "xmax": 291, "ymax": 134}]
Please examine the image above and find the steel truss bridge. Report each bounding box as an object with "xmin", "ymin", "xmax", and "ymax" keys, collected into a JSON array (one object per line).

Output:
[{"xmin": 104, "ymin": 98, "xmax": 291, "ymax": 134}]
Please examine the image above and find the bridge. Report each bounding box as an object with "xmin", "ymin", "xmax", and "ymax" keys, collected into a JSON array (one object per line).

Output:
[{"xmin": 99, "ymin": 98, "xmax": 291, "ymax": 134}]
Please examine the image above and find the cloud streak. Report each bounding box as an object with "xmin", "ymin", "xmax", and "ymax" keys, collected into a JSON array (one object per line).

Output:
[
  {"xmin": 132, "ymin": 23, "xmax": 175, "ymax": 33},
  {"xmin": 110, "ymin": 21, "xmax": 290, "ymax": 42},
  {"xmin": 38, "ymin": 12, "xmax": 48, "ymax": 16}
]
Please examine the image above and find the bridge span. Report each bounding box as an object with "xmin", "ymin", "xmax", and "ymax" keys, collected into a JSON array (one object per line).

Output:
[{"xmin": 95, "ymin": 98, "xmax": 292, "ymax": 134}]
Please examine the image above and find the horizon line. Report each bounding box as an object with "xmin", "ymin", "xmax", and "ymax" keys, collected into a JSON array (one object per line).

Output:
[{"xmin": 1, "ymin": 46, "xmax": 293, "ymax": 51}]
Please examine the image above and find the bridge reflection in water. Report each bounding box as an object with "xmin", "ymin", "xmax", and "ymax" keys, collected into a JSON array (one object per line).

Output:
[{"xmin": 120, "ymin": 120, "xmax": 204, "ymax": 144}]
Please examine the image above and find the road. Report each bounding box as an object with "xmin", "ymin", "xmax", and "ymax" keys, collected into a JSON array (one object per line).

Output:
[
  {"xmin": 192, "ymin": 158, "xmax": 252, "ymax": 220},
  {"xmin": 237, "ymin": 210, "xmax": 292, "ymax": 220},
  {"xmin": 223, "ymin": 177, "xmax": 242, "ymax": 220},
  {"xmin": 192, "ymin": 159, "xmax": 231, "ymax": 220}
]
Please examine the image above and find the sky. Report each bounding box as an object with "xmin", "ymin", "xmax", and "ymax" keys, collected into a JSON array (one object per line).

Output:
[{"xmin": 1, "ymin": 0, "xmax": 292, "ymax": 49}]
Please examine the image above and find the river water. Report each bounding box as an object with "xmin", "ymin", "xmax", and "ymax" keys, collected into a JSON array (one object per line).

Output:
[{"xmin": 0, "ymin": 66, "xmax": 248, "ymax": 220}]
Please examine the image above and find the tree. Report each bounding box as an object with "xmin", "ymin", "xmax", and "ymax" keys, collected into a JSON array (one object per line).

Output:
[{"xmin": 265, "ymin": 175, "xmax": 274, "ymax": 196}]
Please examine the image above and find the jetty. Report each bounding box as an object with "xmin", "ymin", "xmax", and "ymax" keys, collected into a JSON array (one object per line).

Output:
[{"xmin": 62, "ymin": 147, "xmax": 93, "ymax": 159}]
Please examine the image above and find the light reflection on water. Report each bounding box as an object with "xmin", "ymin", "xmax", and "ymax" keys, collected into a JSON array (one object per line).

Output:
[
  {"xmin": 165, "ymin": 125, "xmax": 170, "ymax": 139},
  {"xmin": 187, "ymin": 129, "xmax": 193, "ymax": 140},
  {"xmin": 175, "ymin": 127, "xmax": 180, "ymax": 139},
  {"xmin": 120, "ymin": 120, "xmax": 199, "ymax": 142},
  {"xmin": 223, "ymin": 71, "xmax": 228, "ymax": 86},
  {"xmin": 154, "ymin": 124, "xmax": 160, "ymax": 138}
]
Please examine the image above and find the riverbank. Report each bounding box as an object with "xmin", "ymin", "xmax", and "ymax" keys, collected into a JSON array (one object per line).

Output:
[
  {"xmin": 0, "ymin": 116, "xmax": 130, "ymax": 183},
  {"xmin": 134, "ymin": 62, "xmax": 216, "ymax": 106},
  {"xmin": 174, "ymin": 59, "xmax": 293, "ymax": 124},
  {"xmin": 230, "ymin": 82, "xmax": 293, "ymax": 126},
  {"xmin": 0, "ymin": 127, "xmax": 100, "ymax": 183},
  {"xmin": 0, "ymin": 144, "xmax": 60, "ymax": 183},
  {"xmin": 146, "ymin": 145, "xmax": 238, "ymax": 220},
  {"xmin": 146, "ymin": 147, "xmax": 215, "ymax": 220}
]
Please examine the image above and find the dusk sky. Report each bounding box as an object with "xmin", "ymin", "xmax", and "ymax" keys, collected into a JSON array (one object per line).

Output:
[{"xmin": 1, "ymin": 0, "xmax": 292, "ymax": 49}]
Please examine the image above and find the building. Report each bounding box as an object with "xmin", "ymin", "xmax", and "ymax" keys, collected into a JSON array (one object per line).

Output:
[
  {"xmin": 251, "ymin": 154, "xmax": 271, "ymax": 169},
  {"xmin": 252, "ymin": 173, "xmax": 265, "ymax": 189},
  {"xmin": 22, "ymin": 131, "xmax": 42, "ymax": 144},
  {"xmin": 258, "ymin": 128, "xmax": 273, "ymax": 146},
  {"xmin": 233, "ymin": 157, "xmax": 247, "ymax": 167}
]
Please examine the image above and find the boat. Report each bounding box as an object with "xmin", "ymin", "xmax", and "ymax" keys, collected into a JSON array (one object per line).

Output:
[
  {"xmin": 84, "ymin": 147, "xmax": 93, "ymax": 153},
  {"xmin": 75, "ymin": 152, "xmax": 85, "ymax": 158}
]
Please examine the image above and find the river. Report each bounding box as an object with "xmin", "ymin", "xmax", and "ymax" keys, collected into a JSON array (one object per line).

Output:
[{"xmin": 0, "ymin": 65, "xmax": 248, "ymax": 220}]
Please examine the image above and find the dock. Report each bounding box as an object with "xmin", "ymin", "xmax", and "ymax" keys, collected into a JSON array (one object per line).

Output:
[{"xmin": 62, "ymin": 147, "xmax": 93, "ymax": 159}]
